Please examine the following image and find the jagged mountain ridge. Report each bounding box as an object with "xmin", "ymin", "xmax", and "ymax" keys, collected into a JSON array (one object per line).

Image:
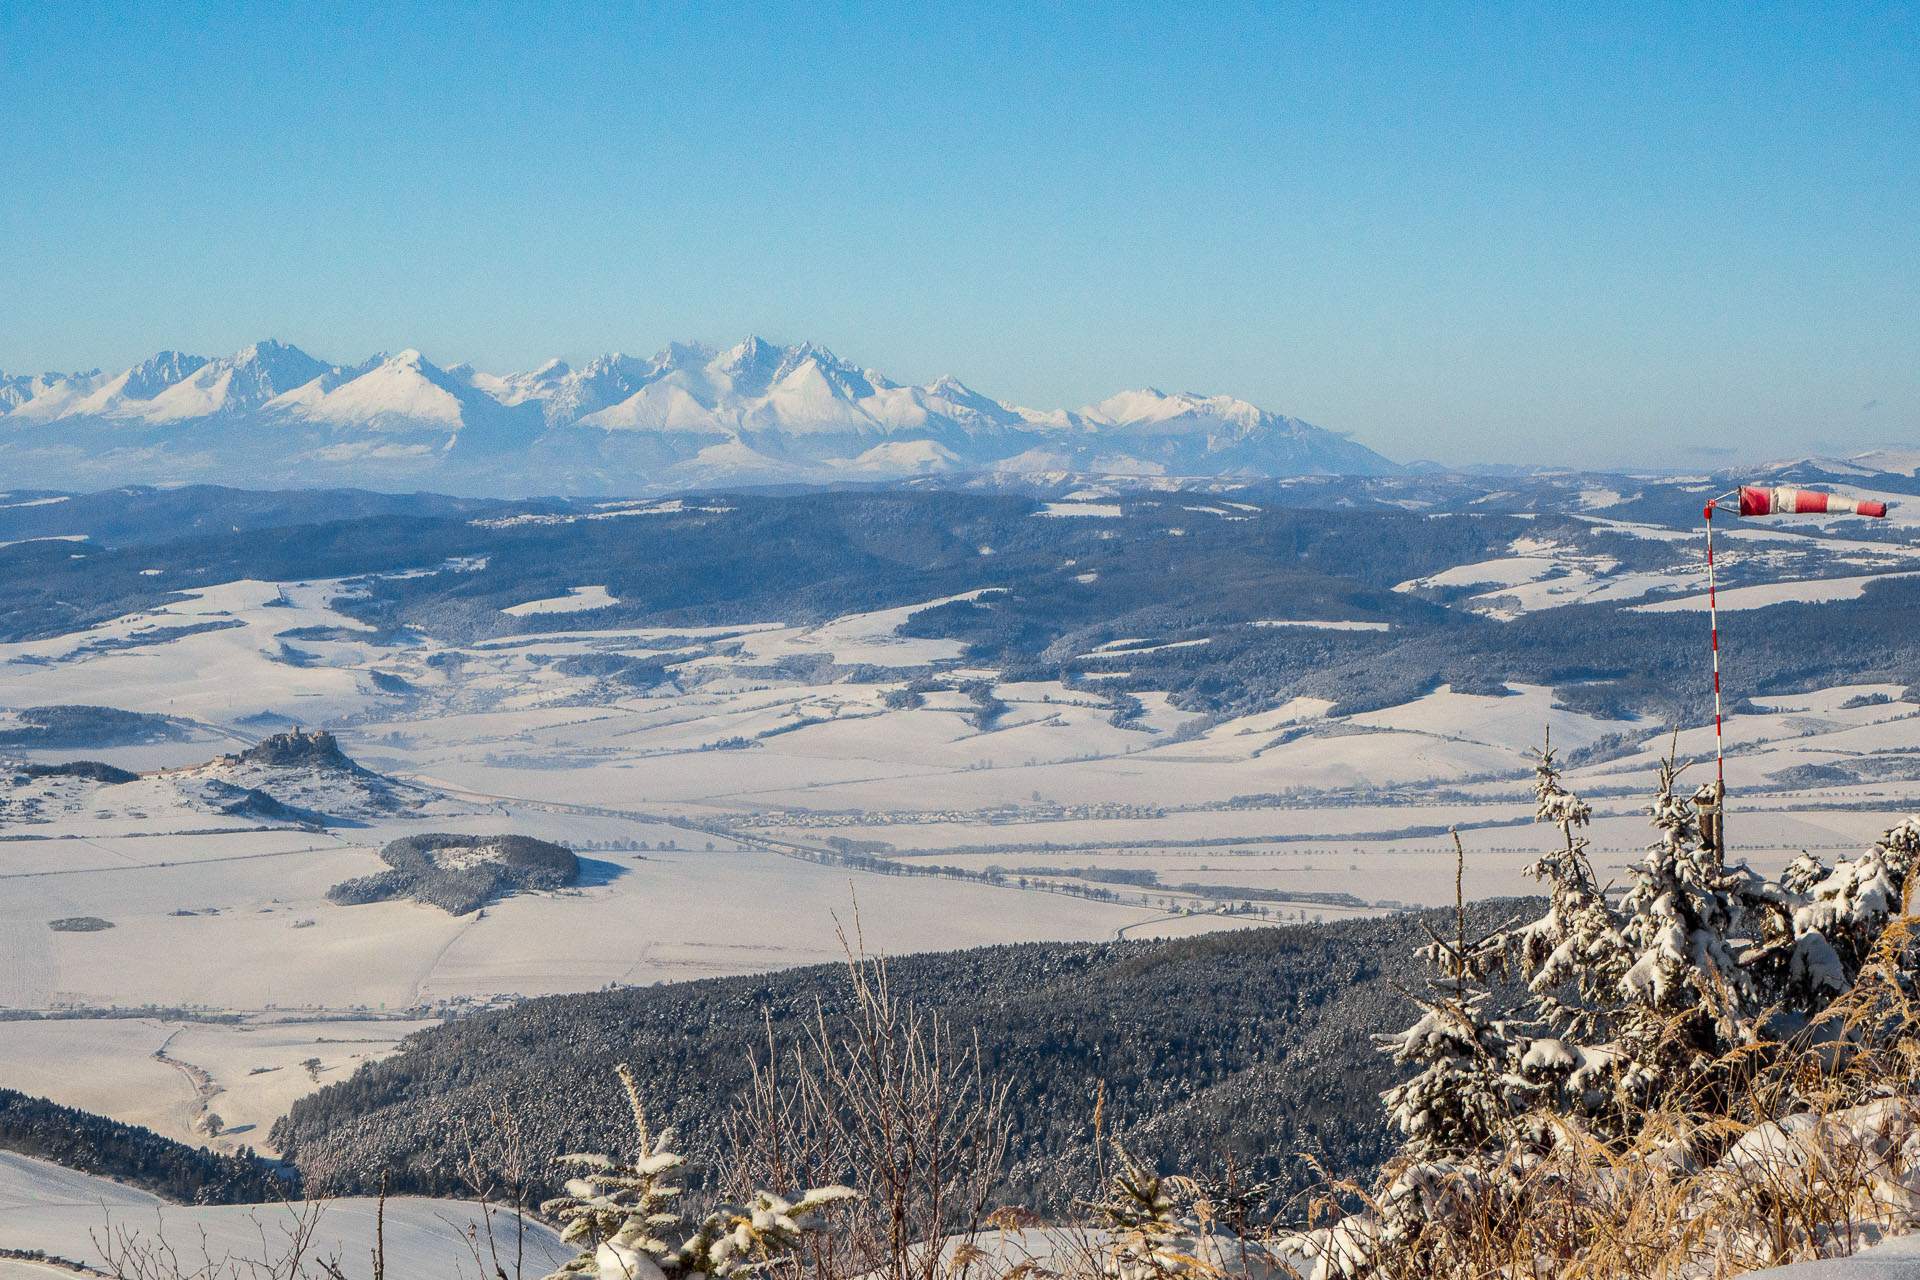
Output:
[{"xmin": 0, "ymin": 338, "xmax": 1398, "ymax": 495}]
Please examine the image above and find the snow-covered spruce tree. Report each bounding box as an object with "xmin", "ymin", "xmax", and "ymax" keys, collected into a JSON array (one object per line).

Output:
[
  {"xmin": 1375, "ymin": 831, "xmax": 1532, "ymax": 1162},
  {"xmin": 1661, "ymin": 785, "xmax": 1920, "ymax": 1052},
  {"xmin": 542, "ymin": 1064, "xmax": 857, "ymax": 1280},
  {"xmin": 1502, "ymin": 743, "xmax": 1639, "ymax": 1121},
  {"xmin": 1288, "ymin": 834, "xmax": 1537, "ymax": 1278},
  {"xmin": 1288, "ymin": 736, "xmax": 1920, "ymax": 1278},
  {"xmin": 1780, "ymin": 816, "xmax": 1920, "ymax": 1006},
  {"xmin": 1511, "ymin": 742, "xmax": 1622, "ymax": 1037},
  {"xmin": 1510, "ymin": 747, "xmax": 1783, "ymax": 1122},
  {"xmin": 1079, "ymin": 1148, "xmax": 1204, "ymax": 1280},
  {"xmin": 1609, "ymin": 758, "xmax": 1761, "ymax": 1098}
]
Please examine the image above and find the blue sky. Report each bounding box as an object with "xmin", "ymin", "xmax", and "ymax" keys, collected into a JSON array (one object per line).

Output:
[{"xmin": 2, "ymin": 2, "xmax": 1915, "ymax": 467}]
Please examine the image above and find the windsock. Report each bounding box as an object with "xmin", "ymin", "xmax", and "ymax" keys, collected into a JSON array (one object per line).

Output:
[
  {"xmin": 1735, "ymin": 486, "xmax": 1888, "ymax": 518},
  {"xmin": 1698, "ymin": 480, "xmax": 1891, "ymax": 812}
]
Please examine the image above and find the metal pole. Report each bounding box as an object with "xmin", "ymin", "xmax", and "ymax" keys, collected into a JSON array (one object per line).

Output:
[
  {"xmin": 1702, "ymin": 492, "xmax": 1737, "ymax": 851},
  {"xmin": 1707, "ymin": 502, "xmax": 1724, "ymax": 789}
]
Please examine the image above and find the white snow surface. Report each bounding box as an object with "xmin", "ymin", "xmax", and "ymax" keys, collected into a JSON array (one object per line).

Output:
[
  {"xmin": 1635, "ymin": 572, "xmax": 1920, "ymax": 612},
  {"xmin": 1745, "ymin": 1232, "xmax": 1920, "ymax": 1276},
  {"xmin": 1036, "ymin": 502, "xmax": 1123, "ymax": 517},
  {"xmin": 502, "ymin": 584, "xmax": 620, "ymax": 615},
  {"xmin": 1248, "ymin": 619, "xmax": 1392, "ymax": 631},
  {"xmin": 0, "ymin": 1152, "xmax": 566, "ymax": 1278}
]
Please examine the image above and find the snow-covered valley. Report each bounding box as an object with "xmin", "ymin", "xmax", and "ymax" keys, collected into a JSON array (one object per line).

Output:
[{"xmin": 3, "ymin": 474, "xmax": 1920, "ymax": 1227}]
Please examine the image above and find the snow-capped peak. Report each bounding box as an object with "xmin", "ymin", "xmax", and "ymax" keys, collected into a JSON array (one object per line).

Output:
[
  {"xmin": 120, "ymin": 351, "xmax": 210, "ymax": 400},
  {"xmin": 0, "ymin": 336, "xmax": 1404, "ymax": 490},
  {"xmin": 463, "ymin": 357, "xmax": 574, "ymax": 408},
  {"xmin": 712, "ymin": 335, "xmax": 785, "ymax": 392},
  {"xmin": 1083, "ymin": 388, "xmax": 1273, "ymax": 431},
  {"xmin": 269, "ymin": 347, "xmax": 487, "ymax": 430},
  {"xmin": 0, "ymin": 367, "xmax": 104, "ymax": 413}
]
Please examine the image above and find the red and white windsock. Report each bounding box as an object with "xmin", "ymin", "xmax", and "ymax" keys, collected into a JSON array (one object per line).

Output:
[
  {"xmin": 1735, "ymin": 485, "xmax": 1888, "ymax": 518},
  {"xmin": 1699, "ymin": 481, "xmax": 1894, "ymax": 809}
]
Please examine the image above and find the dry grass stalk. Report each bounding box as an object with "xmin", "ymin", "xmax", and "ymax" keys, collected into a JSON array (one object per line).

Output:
[
  {"xmin": 724, "ymin": 909, "xmax": 1011, "ymax": 1280},
  {"xmin": 91, "ymin": 1202, "xmax": 339, "ymax": 1280}
]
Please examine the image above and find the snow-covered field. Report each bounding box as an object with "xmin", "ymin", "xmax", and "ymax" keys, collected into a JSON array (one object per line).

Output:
[
  {"xmin": 0, "ymin": 1151, "xmax": 566, "ymax": 1278},
  {"xmin": 5, "ymin": 558, "xmax": 1920, "ymax": 1161},
  {"xmin": 1396, "ymin": 519, "xmax": 1920, "ymax": 619},
  {"xmin": 501, "ymin": 583, "xmax": 620, "ymax": 614},
  {"xmin": 1636, "ymin": 571, "xmax": 1920, "ymax": 611}
]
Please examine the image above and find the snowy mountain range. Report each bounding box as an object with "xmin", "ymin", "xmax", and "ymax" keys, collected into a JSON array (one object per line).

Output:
[{"xmin": 0, "ymin": 338, "xmax": 1398, "ymax": 495}]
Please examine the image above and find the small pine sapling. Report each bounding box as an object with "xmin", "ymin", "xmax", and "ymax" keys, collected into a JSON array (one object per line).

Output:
[
  {"xmin": 1511, "ymin": 739, "xmax": 1627, "ymax": 1039},
  {"xmin": 1374, "ymin": 831, "xmax": 1531, "ymax": 1161},
  {"xmin": 1291, "ymin": 833, "xmax": 1535, "ymax": 1279},
  {"xmin": 1079, "ymin": 1147, "xmax": 1202, "ymax": 1280},
  {"xmin": 1504, "ymin": 742, "xmax": 1637, "ymax": 1121},
  {"xmin": 542, "ymin": 1064, "xmax": 856, "ymax": 1280},
  {"xmin": 1601, "ymin": 753, "xmax": 1758, "ymax": 1109}
]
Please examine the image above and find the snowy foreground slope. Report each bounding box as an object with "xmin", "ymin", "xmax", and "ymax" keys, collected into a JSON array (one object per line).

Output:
[
  {"xmin": 0, "ymin": 337, "xmax": 1396, "ymax": 492},
  {"xmin": 1751, "ymin": 1237, "xmax": 1920, "ymax": 1277},
  {"xmin": 0, "ymin": 1151, "xmax": 565, "ymax": 1279},
  {"xmin": 10, "ymin": 1145, "xmax": 1915, "ymax": 1280}
]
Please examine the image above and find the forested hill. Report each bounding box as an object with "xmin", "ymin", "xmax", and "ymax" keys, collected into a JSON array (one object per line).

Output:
[
  {"xmin": 7, "ymin": 478, "xmax": 1920, "ymax": 728},
  {"xmin": 272, "ymin": 901, "xmax": 1537, "ymax": 1216},
  {"xmin": 0, "ymin": 1088, "xmax": 291, "ymax": 1204}
]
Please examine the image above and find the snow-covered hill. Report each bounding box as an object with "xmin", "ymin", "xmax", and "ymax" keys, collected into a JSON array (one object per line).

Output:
[
  {"xmin": 3, "ymin": 730, "xmax": 477, "ymax": 834},
  {"xmin": 0, "ymin": 1150, "xmax": 566, "ymax": 1279},
  {"xmin": 0, "ymin": 338, "xmax": 1397, "ymax": 494}
]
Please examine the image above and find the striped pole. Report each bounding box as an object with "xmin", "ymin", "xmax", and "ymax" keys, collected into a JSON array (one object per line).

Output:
[
  {"xmin": 1699, "ymin": 482, "xmax": 1886, "ymax": 852},
  {"xmin": 1707, "ymin": 502, "xmax": 1724, "ymax": 786},
  {"xmin": 1703, "ymin": 491, "xmax": 1738, "ymax": 850}
]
